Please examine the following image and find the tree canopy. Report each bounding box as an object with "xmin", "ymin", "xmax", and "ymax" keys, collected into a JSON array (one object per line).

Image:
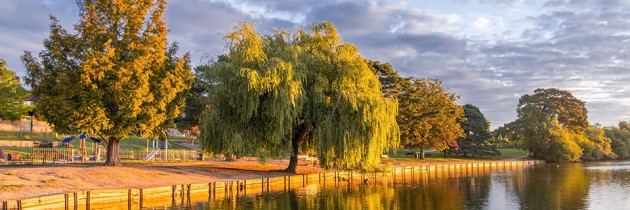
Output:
[
  {"xmin": 507, "ymin": 88, "xmax": 616, "ymax": 162},
  {"xmin": 0, "ymin": 58, "xmax": 30, "ymax": 121},
  {"xmin": 518, "ymin": 88, "xmax": 589, "ymax": 133},
  {"xmin": 452, "ymin": 104, "xmax": 497, "ymax": 157},
  {"xmin": 397, "ymin": 78, "xmax": 464, "ymax": 159},
  {"xmin": 200, "ymin": 22, "xmax": 399, "ymax": 172},
  {"xmin": 22, "ymin": 0, "xmax": 192, "ymax": 166}
]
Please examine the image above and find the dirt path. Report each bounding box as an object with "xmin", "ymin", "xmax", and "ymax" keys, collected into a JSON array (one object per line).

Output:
[{"xmin": 0, "ymin": 160, "xmax": 323, "ymax": 201}]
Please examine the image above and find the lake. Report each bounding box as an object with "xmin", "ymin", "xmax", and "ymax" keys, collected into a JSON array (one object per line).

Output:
[{"xmin": 177, "ymin": 161, "xmax": 630, "ymax": 210}]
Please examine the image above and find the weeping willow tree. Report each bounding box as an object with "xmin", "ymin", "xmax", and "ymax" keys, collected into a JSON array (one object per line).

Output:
[{"xmin": 200, "ymin": 22, "xmax": 399, "ymax": 173}]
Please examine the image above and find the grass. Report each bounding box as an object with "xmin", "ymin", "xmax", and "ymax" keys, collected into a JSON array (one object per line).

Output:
[
  {"xmin": 387, "ymin": 148, "xmax": 529, "ymax": 163},
  {"xmin": 2, "ymin": 171, "xmax": 15, "ymax": 176},
  {"xmin": 0, "ymin": 131, "xmax": 58, "ymax": 141}
]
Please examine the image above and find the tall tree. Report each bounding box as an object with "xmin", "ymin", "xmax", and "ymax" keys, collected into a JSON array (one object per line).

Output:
[
  {"xmin": 453, "ymin": 104, "xmax": 497, "ymax": 157},
  {"xmin": 175, "ymin": 65, "xmax": 208, "ymax": 142},
  {"xmin": 397, "ymin": 78, "xmax": 465, "ymax": 159},
  {"xmin": 0, "ymin": 58, "xmax": 30, "ymax": 121},
  {"xmin": 510, "ymin": 89, "xmax": 585, "ymax": 161},
  {"xmin": 200, "ymin": 22, "xmax": 398, "ymax": 173},
  {"xmin": 518, "ymin": 88, "xmax": 589, "ymax": 133},
  {"xmin": 22, "ymin": 0, "xmax": 192, "ymax": 166}
]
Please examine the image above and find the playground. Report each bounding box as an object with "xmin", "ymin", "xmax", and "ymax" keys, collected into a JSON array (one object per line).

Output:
[{"xmin": 0, "ymin": 131, "xmax": 201, "ymax": 165}]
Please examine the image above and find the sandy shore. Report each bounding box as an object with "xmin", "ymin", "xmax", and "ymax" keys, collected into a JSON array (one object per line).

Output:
[{"xmin": 0, "ymin": 160, "xmax": 324, "ymax": 201}]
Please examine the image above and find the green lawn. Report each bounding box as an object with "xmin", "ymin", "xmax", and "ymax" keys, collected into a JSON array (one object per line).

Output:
[
  {"xmin": 389, "ymin": 148, "xmax": 528, "ymax": 161},
  {"xmin": 0, "ymin": 131, "xmax": 189, "ymax": 150},
  {"xmin": 0, "ymin": 131, "xmax": 59, "ymax": 141}
]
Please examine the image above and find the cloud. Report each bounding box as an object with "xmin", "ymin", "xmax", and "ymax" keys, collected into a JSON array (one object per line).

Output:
[{"xmin": 1, "ymin": 0, "xmax": 630, "ymax": 128}]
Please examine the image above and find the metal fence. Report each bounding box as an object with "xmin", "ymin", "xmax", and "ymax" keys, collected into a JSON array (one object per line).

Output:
[{"xmin": 0, "ymin": 147, "xmax": 199, "ymax": 165}]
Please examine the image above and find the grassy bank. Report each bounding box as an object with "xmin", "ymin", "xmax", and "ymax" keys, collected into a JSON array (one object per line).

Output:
[{"xmin": 383, "ymin": 148, "xmax": 529, "ymax": 165}]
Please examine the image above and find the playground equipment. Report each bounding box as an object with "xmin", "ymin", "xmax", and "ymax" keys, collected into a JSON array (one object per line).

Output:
[
  {"xmin": 145, "ymin": 139, "xmax": 173, "ymax": 161},
  {"xmin": 61, "ymin": 134, "xmax": 102, "ymax": 162}
]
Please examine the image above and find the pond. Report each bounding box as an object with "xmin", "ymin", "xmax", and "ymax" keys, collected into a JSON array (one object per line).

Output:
[{"xmin": 178, "ymin": 161, "xmax": 630, "ymax": 210}]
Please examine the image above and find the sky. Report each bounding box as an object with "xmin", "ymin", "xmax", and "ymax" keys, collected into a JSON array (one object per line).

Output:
[{"xmin": 1, "ymin": 0, "xmax": 629, "ymax": 128}]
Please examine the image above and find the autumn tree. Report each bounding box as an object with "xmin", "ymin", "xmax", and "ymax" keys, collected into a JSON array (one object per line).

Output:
[
  {"xmin": 22, "ymin": 0, "xmax": 192, "ymax": 166},
  {"xmin": 200, "ymin": 22, "xmax": 399, "ymax": 173},
  {"xmin": 580, "ymin": 126, "xmax": 616, "ymax": 160},
  {"xmin": 0, "ymin": 58, "xmax": 30, "ymax": 121},
  {"xmin": 397, "ymin": 78, "xmax": 464, "ymax": 159},
  {"xmin": 452, "ymin": 104, "xmax": 498, "ymax": 157}
]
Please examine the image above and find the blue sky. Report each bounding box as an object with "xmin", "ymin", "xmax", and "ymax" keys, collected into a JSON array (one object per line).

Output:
[{"xmin": 1, "ymin": 0, "xmax": 630, "ymax": 128}]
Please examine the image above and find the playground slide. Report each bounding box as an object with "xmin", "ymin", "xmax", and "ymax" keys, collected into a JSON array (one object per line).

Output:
[{"xmin": 145, "ymin": 148, "xmax": 160, "ymax": 160}]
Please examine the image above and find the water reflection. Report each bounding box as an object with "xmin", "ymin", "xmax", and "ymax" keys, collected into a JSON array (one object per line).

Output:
[{"xmin": 170, "ymin": 161, "xmax": 630, "ymax": 210}]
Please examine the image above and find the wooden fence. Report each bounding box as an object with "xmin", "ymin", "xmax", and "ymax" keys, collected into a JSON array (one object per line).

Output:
[{"xmin": 1, "ymin": 160, "xmax": 546, "ymax": 209}]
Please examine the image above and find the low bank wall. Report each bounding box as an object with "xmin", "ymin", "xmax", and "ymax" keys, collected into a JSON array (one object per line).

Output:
[{"xmin": 1, "ymin": 160, "xmax": 545, "ymax": 210}]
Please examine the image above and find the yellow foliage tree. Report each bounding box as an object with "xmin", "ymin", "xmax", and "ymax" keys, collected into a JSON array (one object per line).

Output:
[{"xmin": 22, "ymin": 0, "xmax": 192, "ymax": 166}]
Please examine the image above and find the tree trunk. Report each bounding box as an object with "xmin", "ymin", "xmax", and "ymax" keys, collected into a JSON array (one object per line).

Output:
[
  {"xmin": 285, "ymin": 126, "xmax": 308, "ymax": 174},
  {"xmin": 443, "ymin": 150, "xmax": 447, "ymax": 158},
  {"xmin": 285, "ymin": 134, "xmax": 300, "ymax": 174},
  {"xmin": 419, "ymin": 146, "xmax": 425, "ymax": 160},
  {"xmin": 104, "ymin": 137, "xmax": 122, "ymax": 166}
]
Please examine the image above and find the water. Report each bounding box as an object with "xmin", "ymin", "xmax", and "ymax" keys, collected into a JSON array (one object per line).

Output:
[{"xmin": 170, "ymin": 161, "xmax": 630, "ymax": 210}]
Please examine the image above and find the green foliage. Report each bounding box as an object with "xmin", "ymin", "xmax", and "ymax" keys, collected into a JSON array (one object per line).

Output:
[
  {"xmin": 452, "ymin": 104, "xmax": 496, "ymax": 157},
  {"xmin": 22, "ymin": 0, "xmax": 192, "ymax": 165},
  {"xmin": 509, "ymin": 104, "xmax": 581, "ymax": 162},
  {"xmin": 518, "ymin": 88, "xmax": 589, "ymax": 133},
  {"xmin": 604, "ymin": 124, "xmax": 630, "ymax": 159},
  {"xmin": 0, "ymin": 58, "xmax": 30, "ymax": 121},
  {"xmin": 509, "ymin": 88, "xmax": 621, "ymax": 161},
  {"xmin": 582, "ymin": 127, "xmax": 616, "ymax": 160},
  {"xmin": 200, "ymin": 22, "xmax": 398, "ymax": 171},
  {"xmin": 175, "ymin": 65, "xmax": 207, "ymax": 131}
]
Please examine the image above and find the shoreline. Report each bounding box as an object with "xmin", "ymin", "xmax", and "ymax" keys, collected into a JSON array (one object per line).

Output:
[{"xmin": 0, "ymin": 158, "xmax": 531, "ymax": 201}]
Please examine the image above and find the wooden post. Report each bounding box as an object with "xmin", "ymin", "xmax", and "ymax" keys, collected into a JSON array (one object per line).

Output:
[
  {"xmin": 243, "ymin": 180, "xmax": 247, "ymax": 195},
  {"xmin": 3, "ymin": 201, "xmax": 7, "ymax": 210},
  {"xmin": 86, "ymin": 191, "xmax": 90, "ymax": 210},
  {"xmin": 16, "ymin": 200, "xmax": 22, "ymax": 210},
  {"xmin": 172, "ymin": 185, "xmax": 177, "ymax": 206},
  {"xmin": 187, "ymin": 184, "xmax": 191, "ymax": 204},
  {"xmin": 266, "ymin": 178, "xmax": 270, "ymax": 193},
  {"xmin": 284, "ymin": 176, "xmax": 287, "ymax": 191},
  {"xmin": 127, "ymin": 189, "xmax": 132, "ymax": 210},
  {"xmin": 302, "ymin": 174, "xmax": 305, "ymax": 187},
  {"xmin": 261, "ymin": 178, "xmax": 265, "ymax": 194},
  {"xmin": 73, "ymin": 193, "xmax": 78, "ymax": 210},
  {"xmin": 65, "ymin": 194, "xmax": 69, "ymax": 210},
  {"xmin": 139, "ymin": 189, "xmax": 144, "ymax": 209}
]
